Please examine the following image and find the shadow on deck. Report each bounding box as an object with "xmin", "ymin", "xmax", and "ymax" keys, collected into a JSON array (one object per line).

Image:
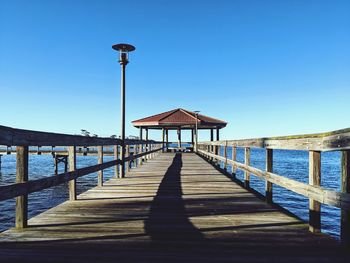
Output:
[{"xmin": 144, "ymin": 153, "xmax": 204, "ymax": 242}]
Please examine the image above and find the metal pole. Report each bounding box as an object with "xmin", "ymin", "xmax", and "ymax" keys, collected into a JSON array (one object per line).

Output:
[
  {"xmin": 112, "ymin": 43, "xmax": 135, "ymax": 178},
  {"xmin": 120, "ymin": 59, "xmax": 127, "ymax": 178}
]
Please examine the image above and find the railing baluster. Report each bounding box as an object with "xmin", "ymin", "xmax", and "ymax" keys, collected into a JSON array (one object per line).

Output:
[
  {"xmin": 341, "ymin": 150, "xmax": 350, "ymax": 246},
  {"xmin": 68, "ymin": 146, "xmax": 77, "ymax": 201},
  {"xmin": 266, "ymin": 149, "xmax": 273, "ymax": 204},
  {"xmin": 139, "ymin": 144, "xmax": 143, "ymax": 166},
  {"xmin": 98, "ymin": 146, "xmax": 103, "ymax": 187},
  {"xmin": 309, "ymin": 151, "xmax": 321, "ymax": 233},
  {"xmin": 16, "ymin": 146, "xmax": 28, "ymax": 229},
  {"xmin": 232, "ymin": 146, "xmax": 237, "ymax": 177},
  {"xmin": 244, "ymin": 147, "xmax": 250, "ymax": 188},
  {"xmin": 114, "ymin": 145, "xmax": 119, "ymax": 178},
  {"xmin": 126, "ymin": 145, "xmax": 130, "ymax": 172},
  {"xmin": 224, "ymin": 141, "xmax": 228, "ymax": 171}
]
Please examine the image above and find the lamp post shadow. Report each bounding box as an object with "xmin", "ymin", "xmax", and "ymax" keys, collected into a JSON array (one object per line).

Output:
[{"xmin": 144, "ymin": 153, "xmax": 204, "ymax": 242}]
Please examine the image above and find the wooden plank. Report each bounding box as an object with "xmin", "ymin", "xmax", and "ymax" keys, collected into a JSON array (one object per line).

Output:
[
  {"xmin": 309, "ymin": 151, "xmax": 321, "ymax": 233},
  {"xmin": 98, "ymin": 146, "xmax": 103, "ymax": 187},
  {"xmin": 224, "ymin": 141, "xmax": 227, "ymax": 171},
  {"xmin": 68, "ymin": 146, "xmax": 77, "ymax": 201},
  {"xmin": 232, "ymin": 146, "xmax": 237, "ymax": 176},
  {"xmin": 126, "ymin": 145, "xmax": 130, "ymax": 172},
  {"xmin": 266, "ymin": 149, "xmax": 273, "ymax": 204},
  {"xmin": 15, "ymin": 146, "xmax": 28, "ymax": 229},
  {"xmin": 114, "ymin": 145, "xmax": 119, "ymax": 178},
  {"xmin": 341, "ymin": 150, "xmax": 350, "ymax": 246},
  {"xmin": 244, "ymin": 147, "xmax": 250, "ymax": 188},
  {"xmin": 138, "ymin": 144, "xmax": 143, "ymax": 166},
  {"xmin": 197, "ymin": 149, "xmax": 350, "ymax": 211}
]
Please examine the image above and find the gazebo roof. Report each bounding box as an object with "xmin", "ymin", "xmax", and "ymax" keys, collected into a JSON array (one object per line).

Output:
[{"xmin": 132, "ymin": 108, "xmax": 227, "ymax": 130}]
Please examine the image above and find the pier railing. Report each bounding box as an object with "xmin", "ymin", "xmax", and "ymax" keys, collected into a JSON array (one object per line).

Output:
[
  {"xmin": 197, "ymin": 128, "xmax": 350, "ymax": 244},
  {"xmin": 0, "ymin": 125, "xmax": 162, "ymax": 229}
]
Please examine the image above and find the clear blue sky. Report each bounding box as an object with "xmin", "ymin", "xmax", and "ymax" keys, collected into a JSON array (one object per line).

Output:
[{"xmin": 1, "ymin": 0, "xmax": 349, "ymax": 141}]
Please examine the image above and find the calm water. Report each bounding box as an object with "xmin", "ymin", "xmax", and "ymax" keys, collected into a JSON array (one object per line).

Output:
[{"xmin": 0, "ymin": 147, "xmax": 342, "ymax": 239}]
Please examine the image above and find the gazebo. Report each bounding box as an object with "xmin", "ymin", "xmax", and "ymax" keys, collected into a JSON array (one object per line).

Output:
[{"xmin": 132, "ymin": 108, "xmax": 227, "ymax": 151}]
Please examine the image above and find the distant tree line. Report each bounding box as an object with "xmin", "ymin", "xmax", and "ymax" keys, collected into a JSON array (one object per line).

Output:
[{"xmin": 80, "ymin": 129, "xmax": 138, "ymax": 139}]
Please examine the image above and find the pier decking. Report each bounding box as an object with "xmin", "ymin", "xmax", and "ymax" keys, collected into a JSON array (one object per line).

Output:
[{"xmin": 0, "ymin": 153, "xmax": 346, "ymax": 262}]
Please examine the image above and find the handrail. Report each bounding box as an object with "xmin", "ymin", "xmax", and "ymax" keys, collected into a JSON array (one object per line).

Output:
[
  {"xmin": 0, "ymin": 125, "xmax": 163, "ymax": 229},
  {"xmin": 0, "ymin": 159, "xmax": 121, "ymax": 201},
  {"xmin": 197, "ymin": 149, "xmax": 350, "ymax": 210},
  {"xmin": 0, "ymin": 125, "xmax": 158, "ymax": 146},
  {"xmin": 198, "ymin": 127, "xmax": 350, "ymax": 151},
  {"xmin": 197, "ymin": 128, "xmax": 350, "ymax": 244}
]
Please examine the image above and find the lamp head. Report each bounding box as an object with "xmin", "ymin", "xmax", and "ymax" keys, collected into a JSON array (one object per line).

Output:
[{"xmin": 112, "ymin": 43, "xmax": 136, "ymax": 64}]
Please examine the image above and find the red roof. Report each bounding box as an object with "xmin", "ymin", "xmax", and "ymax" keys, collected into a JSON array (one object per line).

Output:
[{"xmin": 132, "ymin": 108, "xmax": 227, "ymax": 129}]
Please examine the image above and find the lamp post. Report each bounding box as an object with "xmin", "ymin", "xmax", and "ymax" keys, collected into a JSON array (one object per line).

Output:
[
  {"xmin": 194, "ymin": 111, "xmax": 200, "ymax": 152},
  {"xmin": 112, "ymin": 43, "xmax": 135, "ymax": 178}
]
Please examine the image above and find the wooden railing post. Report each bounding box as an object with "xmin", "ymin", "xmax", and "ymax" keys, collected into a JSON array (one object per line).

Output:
[
  {"xmin": 309, "ymin": 151, "xmax": 321, "ymax": 233},
  {"xmin": 244, "ymin": 147, "xmax": 250, "ymax": 188},
  {"xmin": 128, "ymin": 145, "xmax": 132, "ymax": 172},
  {"xmin": 232, "ymin": 146, "xmax": 237, "ymax": 177},
  {"xmin": 139, "ymin": 144, "xmax": 143, "ymax": 166},
  {"xmin": 68, "ymin": 146, "xmax": 77, "ymax": 201},
  {"xmin": 98, "ymin": 146, "xmax": 103, "ymax": 187},
  {"xmin": 16, "ymin": 146, "xmax": 28, "ymax": 229},
  {"xmin": 341, "ymin": 150, "xmax": 350, "ymax": 246},
  {"xmin": 134, "ymin": 145, "xmax": 138, "ymax": 167},
  {"xmin": 266, "ymin": 149, "xmax": 273, "ymax": 204},
  {"xmin": 114, "ymin": 145, "xmax": 119, "ymax": 178},
  {"xmin": 224, "ymin": 141, "xmax": 228, "ymax": 171}
]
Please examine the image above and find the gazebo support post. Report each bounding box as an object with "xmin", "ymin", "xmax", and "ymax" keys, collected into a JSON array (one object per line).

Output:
[
  {"xmin": 165, "ymin": 129, "xmax": 169, "ymax": 152},
  {"xmin": 162, "ymin": 128, "xmax": 165, "ymax": 153},
  {"xmin": 145, "ymin": 128, "xmax": 149, "ymax": 161},
  {"xmin": 210, "ymin": 128, "xmax": 214, "ymax": 162},
  {"xmin": 139, "ymin": 127, "xmax": 143, "ymax": 140},
  {"xmin": 191, "ymin": 129, "xmax": 194, "ymax": 150},
  {"xmin": 215, "ymin": 128, "xmax": 220, "ymax": 166},
  {"xmin": 177, "ymin": 127, "xmax": 181, "ymax": 150}
]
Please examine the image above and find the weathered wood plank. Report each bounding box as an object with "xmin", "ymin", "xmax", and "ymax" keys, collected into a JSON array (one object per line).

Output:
[
  {"xmin": 341, "ymin": 150, "xmax": 350, "ymax": 246},
  {"xmin": 15, "ymin": 146, "xmax": 28, "ymax": 229},
  {"xmin": 309, "ymin": 151, "xmax": 321, "ymax": 233},
  {"xmin": 68, "ymin": 146, "xmax": 77, "ymax": 201},
  {"xmin": 266, "ymin": 149, "xmax": 273, "ymax": 204},
  {"xmin": 98, "ymin": 146, "xmax": 103, "ymax": 187},
  {"xmin": 114, "ymin": 145, "xmax": 119, "ymax": 178},
  {"xmin": 244, "ymin": 147, "xmax": 250, "ymax": 188}
]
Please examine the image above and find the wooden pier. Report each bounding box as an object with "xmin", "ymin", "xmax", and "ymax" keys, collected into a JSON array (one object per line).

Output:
[{"xmin": 0, "ymin": 125, "xmax": 349, "ymax": 262}]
